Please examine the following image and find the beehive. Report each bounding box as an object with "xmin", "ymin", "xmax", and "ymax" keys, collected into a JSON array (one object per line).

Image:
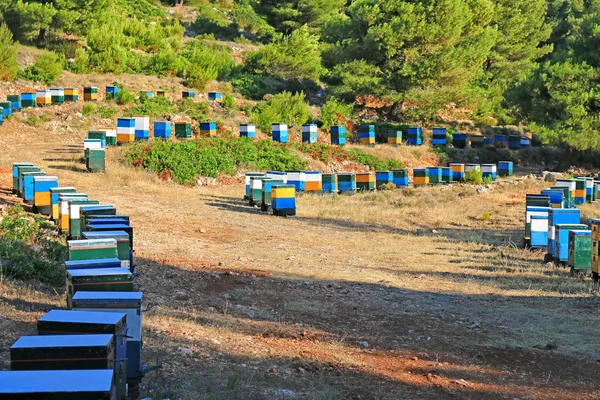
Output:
[
  {"xmin": 134, "ymin": 116, "xmax": 150, "ymax": 140},
  {"xmin": 482, "ymin": 164, "xmax": 497, "ymax": 180},
  {"xmin": 584, "ymin": 177, "xmax": 594, "ymax": 203},
  {"xmin": 86, "ymin": 149, "xmax": 106, "ymax": 173},
  {"xmin": 84, "ymin": 139, "xmax": 103, "ymax": 161},
  {"xmin": 530, "ymin": 215, "xmax": 549, "ymax": 249},
  {"xmin": 555, "ymin": 224, "xmax": 588, "ymax": 263},
  {"xmin": 441, "ymin": 167, "xmax": 453, "ymax": 184},
  {"xmin": 387, "ymin": 130, "xmax": 402, "ymax": 145},
  {"xmin": 116, "ymin": 118, "xmax": 135, "ymax": 144},
  {"xmin": 65, "ymin": 258, "xmax": 122, "ymax": 271},
  {"xmin": 337, "ymin": 172, "xmax": 356, "ymax": 193},
  {"xmin": 86, "ymin": 223, "xmax": 133, "ymax": 251},
  {"xmin": 551, "ymin": 185, "xmax": 573, "ymax": 209},
  {"xmin": 493, "ymin": 135, "xmax": 508, "ymax": 148},
  {"xmin": 356, "ymin": 172, "xmax": 375, "ymax": 191},
  {"xmin": 406, "ymin": 127, "xmax": 422, "ymax": 145},
  {"xmin": 272, "ymin": 123, "xmax": 288, "ymax": 143},
  {"xmin": 287, "ymin": 171, "xmax": 306, "ymax": 192},
  {"xmin": 17, "ymin": 166, "xmax": 42, "ymax": 196},
  {"xmin": 83, "ymin": 86, "xmax": 98, "ymax": 101},
  {"xmin": 72, "ymin": 291, "xmax": 143, "ymax": 380},
  {"xmin": 426, "ymin": 167, "xmax": 442, "ymax": 184},
  {"xmin": 69, "ymin": 199, "xmax": 101, "ymax": 239},
  {"xmin": 484, "ymin": 137, "xmax": 494, "ymax": 149},
  {"xmin": 58, "ymin": 195, "xmax": 88, "ymax": 232},
  {"xmin": 554, "ymin": 179, "xmax": 576, "ymax": 206},
  {"xmin": 525, "ymin": 206, "xmax": 550, "ymax": 241},
  {"xmin": 240, "ymin": 124, "xmax": 256, "ymax": 138},
  {"xmin": 498, "ymin": 161, "xmax": 513, "ymax": 177},
  {"xmin": 7, "ymin": 94, "xmax": 21, "ymax": 111},
  {"xmin": 249, "ymin": 176, "xmax": 267, "ymax": 206},
  {"xmin": 271, "ymin": 184, "xmax": 296, "ymax": 216},
  {"xmin": 154, "ymin": 121, "xmax": 171, "ymax": 139},
  {"xmin": 33, "ymin": 176, "xmax": 59, "ymax": 215},
  {"xmin": 50, "ymin": 88, "xmax": 64, "ymax": 104},
  {"xmin": 88, "ymin": 130, "xmax": 107, "ymax": 148},
  {"xmin": 322, "ymin": 174, "xmax": 336, "ymax": 193},
  {"xmin": 156, "ymin": 90, "xmax": 169, "ymax": 98},
  {"xmin": 104, "ymin": 86, "xmax": 119, "ymax": 100},
  {"xmin": 64, "ymin": 87, "xmax": 78, "ymax": 102},
  {"xmin": 465, "ymin": 164, "xmax": 481, "ymax": 177},
  {"xmin": 594, "ymin": 181, "xmax": 600, "ymax": 202},
  {"xmin": 541, "ymin": 189, "xmax": 564, "ymax": 209},
  {"xmin": 392, "ymin": 169, "xmax": 409, "ymax": 187},
  {"xmin": 244, "ymin": 172, "xmax": 265, "ymax": 199},
  {"xmin": 508, "ymin": 134, "xmax": 521, "ymax": 150},
  {"xmin": 331, "ymin": 125, "xmax": 346, "ymax": 145},
  {"xmin": 200, "ymin": 121, "xmax": 217, "ymax": 137},
  {"xmin": 102, "ymin": 129, "xmax": 117, "ymax": 146},
  {"xmin": 432, "ymin": 127, "xmax": 447, "ymax": 146},
  {"xmin": 376, "ymin": 171, "xmax": 393, "ymax": 189},
  {"xmin": 80, "ymin": 204, "xmax": 117, "ymax": 227},
  {"xmin": 452, "ymin": 133, "xmax": 467, "ymax": 148},
  {"xmin": 573, "ymin": 178, "xmax": 586, "ymax": 205},
  {"xmin": 68, "ymin": 239, "xmax": 118, "ymax": 263},
  {"xmin": 266, "ymin": 171, "xmax": 288, "ymax": 183},
  {"xmin": 261, "ymin": 180, "xmax": 284, "ymax": 212},
  {"xmin": 470, "ymin": 135, "xmax": 484, "ymax": 148},
  {"xmin": 12, "ymin": 162, "xmax": 33, "ymax": 193},
  {"xmin": 0, "ymin": 112, "xmax": 3, "ymax": 125},
  {"xmin": 139, "ymin": 90, "xmax": 153, "ymax": 99},
  {"xmin": 0, "ymin": 369, "xmax": 115, "ymax": 399},
  {"xmin": 592, "ymin": 219, "xmax": 600, "ymax": 277},
  {"xmin": 175, "ymin": 122, "xmax": 192, "ymax": 139},
  {"xmin": 359, "ymin": 124, "xmax": 375, "ymax": 145},
  {"xmin": 568, "ymin": 230, "xmax": 592, "ymax": 271},
  {"xmin": 413, "ymin": 168, "xmax": 429, "ymax": 186},
  {"xmin": 0, "ymin": 101, "xmax": 11, "ymax": 118},
  {"xmin": 37, "ymin": 310, "xmax": 127, "ymax": 399},
  {"xmin": 22, "ymin": 171, "xmax": 46, "ymax": 203},
  {"xmin": 520, "ymin": 137, "xmax": 531, "ymax": 147},
  {"xmin": 66, "ymin": 268, "xmax": 134, "ymax": 309},
  {"xmin": 547, "ymin": 208, "xmax": 580, "ymax": 257},
  {"xmin": 302, "ymin": 124, "xmax": 317, "ymax": 143},
  {"xmin": 449, "ymin": 163, "xmax": 465, "ymax": 181},
  {"xmin": 36, "ymin": 90, "xmax": 51, "ymax": 106},
  {"xmin": 182, "ymin": 90, "xmax": 195, "ymax": 98},
  {"xmin": 305, "ymin": 171, "xmax": 322, "ymax": 192},
  {"xmin": 20, "ymin": 92, "xmax": 36, "ymax": 108},
  {"xmin": 208, "ymin": 92, "xmax": 221, "ymax": 101}
]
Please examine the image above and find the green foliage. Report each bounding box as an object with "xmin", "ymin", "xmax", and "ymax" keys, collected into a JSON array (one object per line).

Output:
[
  {"xmin": 122, "ymin": 138, "xmax": 308, "ymax": 185},
  {"xmin": 223, "ymin": 94, "xmax": 236, "ymax": 109},
  {"xmin": 0, "ymin": 205, "xmax": 65, "ymax": 283},
  {"xmin": 465, "ymin": 168, "xmax": 484, "ymax": 184},
  {"xmin": 320, "ymin": 98, "xmax": 353, "ymax": 130},
  {"xmin": 19, "ymin": 51, "xmax": 64, "ymax": 84},
  {"xmin": 178, "ymin": 99, "xmax": 209, "ymax": 121},
  {"xmin": 127, "ymin": 96, "xmax": 176, "ymax": 118},
  {"xmin": 98, "ymin": 106, "xmax": 118, "ymax": 119},
  {"xmin": 325, "ymin": 61, "xmax": 387, "ymax": 102},
  {"xmin": 245, "ymin": 25, "xmax": 322, "ymax": 81},
  {"xmin": 250, "ymin": 91, "xmax": 310, "ymax": 132},
  {"xmin": 293, "ymin": 143, "xmax": 405, "ymax": 170},
  {"xmin": 256, "ymin": 0, "xmax": 346, "ymax": 34},
  {"xmin": 82, "ymin": 102, "xmax": 96, "ymax": 116},
  {"xmin": 115, "ymin": 86, "xmax": 136, "ymax": 105},
  {"xmin": 231, "ymin": 73, "xmax": 277, "ymax": 100},
  {"xmin": 182, "ymin": 40, "xmax": 237, "ymax": 90},
  {"xmin": 0, "ymin": 23, "xmax": 18, "ymax": 81}
]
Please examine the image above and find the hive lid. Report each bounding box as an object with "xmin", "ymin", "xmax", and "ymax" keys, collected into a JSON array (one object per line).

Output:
[
  {"xmin": 33, "ymin": 176, "xmax": 59, "ymax": 182},
  {"xmin": 68, "ymin": 239, "xmax": 117, "ymax": 249},
  {"xmin": 80, "ymin": 205, "xmax": 115, "ymax": 212},
  {"xmin": 72, "ymin": 291, "xmax": 142, "ymax": 307},
  {"xmin": 65, "ymin": 258, "xmax": 122, "ymax": 269},
  {"xmin": 81, "ymin": 231, "xmax": 130, "ymax": 240},
  {"xmin": 0, "ymin": 369, "xmax": 114, "ymax": 392},
  {"xmin": 67, "ymin": 267, "xmax": 131, "ymax": 277},
  {"xmin": 38, "ymin": 309, "xmax": 126, "ymax": 326},
  {"xmin": 87, "ymin": 223, "xmax": 132, "ymax": 229},
  {"xmin": 11, "ymin": 334, "xmax": 113, "ymax": 349}
]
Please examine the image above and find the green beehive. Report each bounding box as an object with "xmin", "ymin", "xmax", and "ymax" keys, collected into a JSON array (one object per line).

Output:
[
  {"xmin": 0, "ymin": 101, "xmax": 11, "ymax": 116},
  {"xmin": 82, "ymin": 231, "xmax": 131, "ymax": 269},
  {"xmin": 68, "ymin": 239, "xmax": 118, "ymax": 261},
  {"xmin": 426, "ymin": 167, "xmax": 442, "ymax": 184},
  {"xmin": 66, "ymin": 268, "xmax": 134, "ymax": 308},
  {"xmin": 88, "ymin": 130, "xmax": 107, "ymax": 146},
  {"xmin": 568, "ymin": 230, "xmax": 592, "ymax": 271},
  {"xmin": 86, "ymin": 149, "xmax": 105, "ymax": 173},
  {"xmin": 175, "ymin": 122, "xmax": 192, "ymax": 139},
  {"xmin": 69, "ymin": 200, "xmax": 101, "ymax": 239}
]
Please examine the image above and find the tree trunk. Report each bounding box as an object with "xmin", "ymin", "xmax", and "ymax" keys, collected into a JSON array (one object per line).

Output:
[
  {"xmin": 37, "ymin": 28, "xmax": 47, "ymax": 45},
  {"xmin": 174, "ymin": 0, "xmax": 183, "ymax": 6}
]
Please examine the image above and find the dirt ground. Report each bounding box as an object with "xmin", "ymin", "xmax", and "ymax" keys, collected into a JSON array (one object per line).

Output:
[{"xmin": 1, "ymin": 108, "xmax": 600, "ymax": 400}]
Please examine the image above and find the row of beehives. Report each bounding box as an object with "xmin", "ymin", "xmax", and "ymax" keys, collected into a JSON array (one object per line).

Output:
[
  {"xmin": 243, "ymin": 162, "xmax": 514, "ymax": 215},
  {"xmin": 525, "ymin": 177, "xmax": 600, "ymax": 281},
  {"xmin": 1, "ymin": 163, "xmax": 148, "ymax": 399}
]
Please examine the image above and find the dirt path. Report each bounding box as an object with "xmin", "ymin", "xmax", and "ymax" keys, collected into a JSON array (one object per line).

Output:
[{"xmin": 1, "ymin": 114, "xmax": 600, "ymax": 399}]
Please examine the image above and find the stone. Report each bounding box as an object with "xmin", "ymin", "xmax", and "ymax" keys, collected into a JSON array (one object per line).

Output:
[{"xmin": 358, "ymin": 341, "xmax": 369, "ymax": 348}]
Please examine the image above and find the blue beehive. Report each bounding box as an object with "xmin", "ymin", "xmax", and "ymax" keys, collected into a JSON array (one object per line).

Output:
[
  {"xmin": 286, "ymin": 171, "xmax": 306, "ymax": 192},
  {"xmin": 1, "ymin": 103, "xmax": 12, "ymax": 117},
  {"xmin": 272, "ymin": 123, "xmax": 288, "ymax": 143},
  {"xmin": 337, "ymin": 172, "xmax": 356, "ymax": 193},
  {"xmin": 484, "ymin": 137, "xmax": 494, "ymax": 148},
  {"xmin": 20, "ymin": 92, "xmax": 36, "ymax": 108},
  {"xmin": 208, "ymin": 92, "xmax": 221, "ymax": 101},
  {"xmin": 376, "ymin": 171, "xmax": 393, "ymax": 189},
  {"xmin": 452, "ymin": 133, "xmax": 467, "ymax": 148},
  {"xmin": 482, "ymin": 164, "xmax": 497, "ymax": 180},
  {"xmin": 65, "ymin": 258, "xmax": 122, "ymax": 270},
  {"xmin": 154, "ymin": 121, "xmax": 172, "ymax": 139},
  {"xmin": 105, "ymin": 85, "xmax": 119, "ymax": 100},
  {"xmin": 23, "ymin": 172, "xmax": 46, "ymax": 203},
  {"xmin": 240, "ymin": 124, "xmax": 256, "ymax": 138},
  {"xmin": 182, "ymin": 90, "xmax": 195, "ymax": 99},
  {"xmin": 359, "ymin": 124, "xmax": 375, "ymax": 145},
  {"xmin": 271, "ymin": 184, "xmax": 296, "ymax": 216},
  {"xmin": 498, "ymin": 161, "xmax": 513, "ymax": 177},
  {"xmin": 541, "ymin": 189, "xmax": 564, "ymax": 209},
  {"xmin": 432, "ymin": 127, "xmax": 447, "ymax": 146},
  {"xmin": 547, "ymin": 208, "xmax": 581, "ymax": 257},
  {"xmin": 392, "ymin": 169, "xmax": 409, "ymax": 187},
  {"xmin": 0, "ymin": 112, "xmax": 3, "ymax": 126},
  {"xmin": 520, "ymin": 137, "xmax": 531, "ymax": 147},
  {"xmin": 322, "ymin": 174, "xmax": 336, "ymax": 193},
  {"xmin": 331, "ymin": 125, "xmax": 346, "ymax": 145},
  {"xmin": 302, "ymin": 124, "xmax": 317, "ymax": 143},
  {"xmin": 139, "ymin": 90, "xmax": 153, "ymax": 99},
  {"xmin": 508, "ymin": 134, "xmax": 521, "ymax": 150},
  {"xmin": 7, "ymin": 95, "xmax": 21, "ymax": 111},
  {"xmin": 530, "ymin": 215, "xmax": 549, "ymax": 249},
  {"xmin": 494, "ymin": 135, "xmax": 508, "ymax": 148},
  {"xmin": 0, "ymin": 369, "xmax": 115, "ymax": 398},
  {"xmin": 407, "ymin": 127, "xmax": 422, "ymax": 145},
  {"xmin": 555, "ymin": 223, "xmax": 589, "ymax": 262}
]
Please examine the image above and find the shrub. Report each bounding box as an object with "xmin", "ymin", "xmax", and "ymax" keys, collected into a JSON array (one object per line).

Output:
[
  {"xmin": 320, "ymin": 98, "xmax": 354, "ymax": 130},
  {"xmin": 223, "ymin": 94, "xmax": 236, "ymax": 109},
  {"xmin": 250, "ymin": 91, "xmax": 310, "ymax": 132},
  {"xmin": 122, "ymin": 138, "xmax": 308, "ymax": 185},
  {"xmin": 19, "ymin": 51, "xmax": 64, "ymax": 84},
  {"xmin": 465, "ymin": 168, "xmax": 484, "ymax": 184},
  {"xmin": 98, "ymin": 106, "xmax": 118, "ymax": 118},
  {"xmin": 127, "ymin": 96, "xmax": 176, "ymax": 118},
  {"xmin": 82, "ymin": 102, "xmax": 96, "ymax": 116},
  {"xmin": 181, "ymin": 41, "xmax": 236, "ymax": 90},
  {"xmin": 115, "ymin": 86, "xmax": 136, "ymax": 105},
  {"xmin": 231, "ymin": 73, "xmax": 277, "ymax": 100},
  {"xmin": 0, "ymin": 205, "xmax": 66, "ymax": 283},
  {"xmin": 293, "ymin": 142, "xmax": 405, "ymax": 170},
  {"xmin": 0, "ymin": 23, "xmax": 19, "ymax": 81},
  {"xmin": 178, "ymin": 99, "xmax": 209, "ymax": 121}
]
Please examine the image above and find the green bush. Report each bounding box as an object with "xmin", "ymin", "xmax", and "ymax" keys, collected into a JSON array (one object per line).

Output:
[
  {"xmin": 19, "ymin": 51, "xmax": 64, "ymax": 84},
  {"xmin": 250, "ymin": 91, "xmax": 310, "ymax": 132},
  {"xmin": 178, "ymin": 99, "xmax": 209, "ymax": 121},
  {"xmin": 127, "ymin": 96, "xmax": 176, "ymax": 118},
  {"xmin": 231, "ymin": 73, "xmax": 277, "ymax": 100},
  {"xmin": 82, "ymin": 102, "xmax": 96, "ymax": 116},
  {"xmin": 115, "ymin": 86, "xmax": 136, "ymax": 105},
  {"xmin": 465, "ymin": 168, "xmax": 484, "ymax": 184},
  {"xmin": 0, "ymin": 205, "xmax": 66, "ymax": 283},
  {"xmin": 0, "ymin": 23, "xmax": 19, "ymax": 81},
  {"xmin": 223, "ymin": 94, "xmax": 236, "ymax": 109},
  {"xmin": 320, "ymin": 98, "xmax": 354, "ymax": 130},
  {"xmin": 98, "ymin": 106, "xmax": 118, "ymax": 118},
  {"xmin": 293, "ymin": 143, "xmax": 405, "ymax": 170},
  {"xmin": 122, "ymin": 138, "xmax": 308, "ymax": 185},
  {"xmin": 181, "ymin": 41, "xmax": 236, "ymax": 90}
]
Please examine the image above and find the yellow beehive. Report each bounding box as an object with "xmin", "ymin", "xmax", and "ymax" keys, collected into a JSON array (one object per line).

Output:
[
  {"xmin": 450, "ymin": 164, "xmax": 465, "ymax": 173},
  {"xmin": 36, "ymin": 90, "xmax": 51, "ymax": 106},
  {"xmin": 117, "ymin": 133, "xmax": 135, "ymax": 144},
  {"xmin": 413, "ymin": 176, "xmax": 429, "ymax": 186},
  {"xmin": 574, "ymin": 189, "xmax": 586, "ymax": 198}
]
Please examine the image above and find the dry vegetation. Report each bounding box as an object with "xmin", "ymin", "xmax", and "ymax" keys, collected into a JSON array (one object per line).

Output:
[{"xmin": 1, "ymin": 110, "xmax": 600, "ymax": 400}]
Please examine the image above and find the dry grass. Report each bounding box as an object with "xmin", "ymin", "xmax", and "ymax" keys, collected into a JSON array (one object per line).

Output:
[{"xmin": 2, "ymin": 107, "xmax": 600, "ymax": 399}]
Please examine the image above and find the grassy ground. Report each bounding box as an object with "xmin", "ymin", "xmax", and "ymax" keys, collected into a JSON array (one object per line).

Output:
[{"xmin": 1, "ymin": 108, "xmax": 600, "ymax": 399}]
